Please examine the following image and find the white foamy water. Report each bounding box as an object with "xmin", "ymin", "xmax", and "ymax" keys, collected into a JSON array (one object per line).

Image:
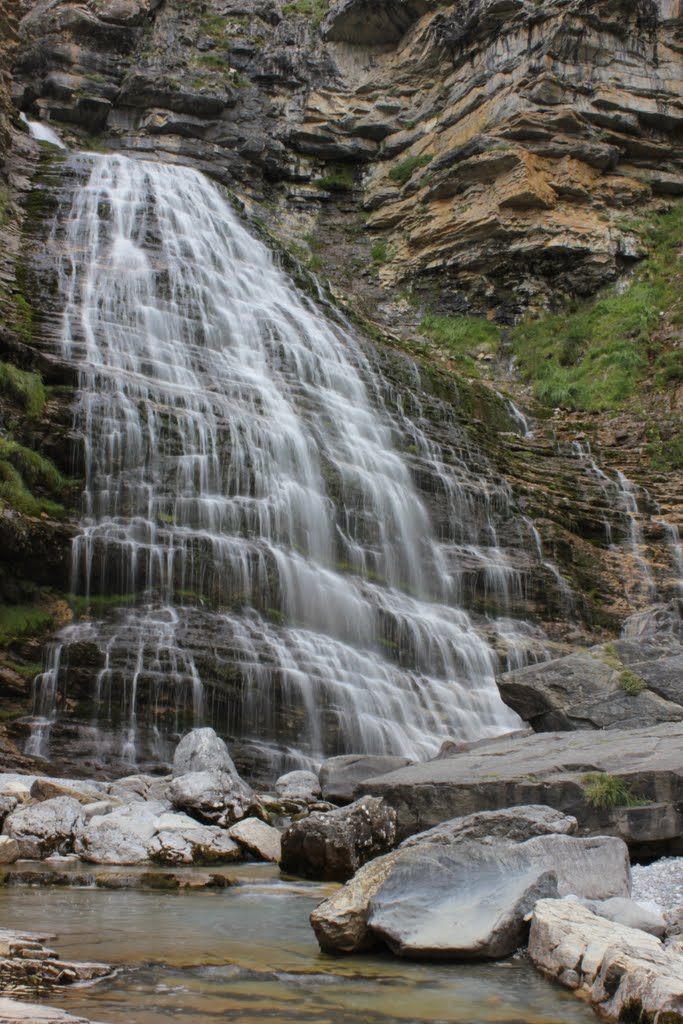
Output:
[
  {"xmin": 28, "ymin": 153, "xmax": 539, "ymax": 770},
  {"xmin": 20, "ymin": 112, "xmax": 66, "ymax": 149}
]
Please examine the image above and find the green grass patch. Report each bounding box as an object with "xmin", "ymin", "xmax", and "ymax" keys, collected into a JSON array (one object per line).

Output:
[
  {"xmin": 0, "ymin": 436, "xmax": 71, "ymax": 518},
  {"xmin": 581, "ymin": 772, "xmax": 644, "ymax": 809},
  {"xmin": 371, "ymin": 240, "xmax": 389, "ymax": 265},
  {"xmin": 617, "ymin": 669, "xmax": 647, "ymax": 695},
  {"xmin": 511, "ymin": 200, "xmax": 683, "ymax": 411},
  {"xmin": 0, "ymin": 605, "xmax": 52, "ymax": 646},
  {"xmin": 0, "ymin": 362, "xmax": 47, "ymax": 417},
  {"xmin": 420, "ymin": 314, "xmax": 500, "ymax": 375},
  {"xmin": 282, "ymin": 0, "xmax": 329, "ymax": 25},
  {"xmin": 389, "ymin": 153, "xmax": 433, "ymax": 186},
  {"xmin": 312, "ymin": 166, "xmax": 355, "ymax": 192}
]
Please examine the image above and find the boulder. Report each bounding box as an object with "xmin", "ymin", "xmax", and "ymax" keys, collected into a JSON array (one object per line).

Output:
[
  {"xmin": 274, "ymin": 770, "xmax": 321, "ymax": 804},
  {"xmin": 167, "ymin": 769, "xmax": 260, "ymax": 828},
  {"xmin": 30, "ymin": 779, "xmax": 101, "ymax": 805},
  {"xmin": 148, "ymin": 826, "xmax": 242, "ymax": 865},
  {"xmin": 310, "ymin": 831, "xmax": 629, "ymax": 956},
  {"xmin": 319, "ymin": 755, "xmax": 414, "ymax": 805},
  {"xmin": 529, "ymin": 897, "xmax": 683, "ymax": 1020},
  {"xmin": 366, "ymin": 842, "xmax": 560, "ymax": 959},
  {"xmin": 281, "ymin": 796, "xmax": 397, "ymax": 881},
  {"xmin": 3, "ymin": 797, "xmax": 84, "ymax": 859},
  {"xmin": 362, "ymin": 723, "xmax": 683, "ymax": 845},
  {"xmin": 0, "ymin": 836, "xmax": 19, "ymax": 864},
  {"xmin": 399, "ymin": 804, "xmax": 577, "ymax": 848},
  {"xmin": 82, "ymin": 800, "xmax": 114, "ymax": 820},
  {"xmin": 227, "ymin": 818, "xmax": 281, "ymax": 863},
  {"xmin": 172, "ymin": 728, "xmax": 237, "ymax": 777},
  {"xmin": 581, "ymin": 896, "xmax": 667, "ymax": 938},
  {"xmin": 497, "ymin": 642, "xmax": 683, "ymax": 732},
  {"xmin": 74, "ymin": 801, "xmax": 166, "ymax": 865}
]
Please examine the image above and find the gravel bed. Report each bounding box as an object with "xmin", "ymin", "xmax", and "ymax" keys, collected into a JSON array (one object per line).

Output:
[{"xmin": 631, "ymin": 857, "xmax": 683, "ymax": 910}]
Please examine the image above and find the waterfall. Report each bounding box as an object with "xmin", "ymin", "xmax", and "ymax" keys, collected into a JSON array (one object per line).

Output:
[{"xmin": 27, "ymin": 151, "xmax": 538, "ymax": 773}]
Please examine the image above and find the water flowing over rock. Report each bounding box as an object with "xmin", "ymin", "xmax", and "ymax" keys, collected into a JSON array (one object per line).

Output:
[
  {"xmin": 23, "ymin": 149, "xmax": 532, "ymax": 775},
  {"xmin": 281, "ymin": 795, "xmax": 397, "ymax": 881}
]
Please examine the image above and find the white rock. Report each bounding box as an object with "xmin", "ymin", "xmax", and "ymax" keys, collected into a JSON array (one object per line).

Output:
[
  {"xmin": 274, "ymin": 770, "xmax": 321, "ymax": 803},
  {"xmin": 3, "ymin": 798, "xmax": 84, "ymax": 859},
  {"xmin": 82, "ymin": 800, "xmax": 114, "ymax": 820},
  {"xmin": 153, "ymin": 811, "xmax": 201, "ymax": 832},
  {"xmin": 228, "ymin": 817, "xmax": 281, "ymax": 862},
  {"xmin": 0, "ymin": 997, "xmax": 92, "ymax": 1022},
  {"xmin": 529, "ymin": 897, "xmax": 683, "ymax": 1019},
  {"xmin": 74, "ymin": 801, "xmax": 167, "ymax": 865},
  {"xmin": 172, "ymin": 728, "xmax": 236, "ymax": 777},
  {"xmin": 148, "ymin": 826, "xmax": 241, "ymax": 865}
]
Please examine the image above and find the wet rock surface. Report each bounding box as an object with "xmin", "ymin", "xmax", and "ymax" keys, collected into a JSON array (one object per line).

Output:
[{"xmin": 319, "ymin": 754, "xmax": 414, "ymax": 804}]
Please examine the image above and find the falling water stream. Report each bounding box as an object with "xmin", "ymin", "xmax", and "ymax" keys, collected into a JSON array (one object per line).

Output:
[{"xmin": 25, "ymin": 147, "xmax": 550, "ymax": 771}]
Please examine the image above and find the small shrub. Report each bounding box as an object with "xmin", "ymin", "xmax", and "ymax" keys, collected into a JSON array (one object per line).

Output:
[
  {"xmin": 308, "ymin": 254, "xmax": 323, "ymax": 272},
  {"xmin": 0, "ymin": 362, "xmax": 46, "ymax": 417},
  {"xmin": 312, "ymin": 167, "xmax": 355, "ymax": 192},
  {"xmin": 581, "ymin": 772, "xmax": 643, "ymax": 808},
  {"xmin": 282, "ymin": 0, "xmax": 329, "ymax": 26},
  {"xmin": 617, "ymin": 669, "xmax": 647, "ymax": 695},
  {"xmin": 371, "ymin": 240, "xmax": 388, "ymax": 265},
  {"xmin": 0, "ymin": 605, "xmax": 52, "ymax": 646},
  {"xmin": 388, "ymin": 153, "xmax": 433, "ymax": 185}
]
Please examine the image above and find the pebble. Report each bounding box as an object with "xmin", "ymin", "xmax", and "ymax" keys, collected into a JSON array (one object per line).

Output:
[{"xmin": 631, "ymin": 857, "xmax": 683, "ymax": 910}]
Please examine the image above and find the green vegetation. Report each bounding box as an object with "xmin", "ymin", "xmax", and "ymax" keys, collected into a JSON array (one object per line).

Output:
[
  {"xmin": 420, "ymin": 314, "xmax": 501, "ymax": 376},
  {"xmin": 371, "ymin": 240, "xmax": 389, "ymax": 265},
  {"xmin": 282, "ymin": 0, "xmax": 328, "ymax": 25},
  {"xmin": 512, "ymin": 200, "xmax": 683, "ymax": 411},
  {"xmin": 581, "ymin": 772, "xmax": 644, "ymax": 809},
  {"xmin": 0, "ymin": 362, "xmax": 47, "ymax": 417},
  {"xmin": 389, "ymin": 153, "xmax": 433, "ymax": 186},
  {"xmin": 0, "ymin": 436, "xmax": 71, "ymax": 518},
  {"xmin": 0, "ymin": 605, "xmax": 52, "ymax": 646},
  {"xmin": 617, "ymin": 669, "xmax": 647, "ymax": 695},
  {"xmin": 312, "ymin": 166, "xmax": 355, "ymax": 192}
]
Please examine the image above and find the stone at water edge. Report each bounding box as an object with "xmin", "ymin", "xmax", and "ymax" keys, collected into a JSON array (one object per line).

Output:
[
  {"xmin": 167, "ymin": 769, "xmax": 262, "ymax": 829},
  {"xmin": 148, "ymin": 827, "xmax": 242, "ymax": 866},
  {"xmin": 309, "ymin": 809, "xmax": 630, "ymax": 956},
  {"xmin": 281, "ymin": 796, "xmax": 397, "ymax": 882},
  {"xmin": 3, "ymin": 797, "xmax": 85, "ymax": 859},
  {"xmin": 228, "ymin": 818, "xmax": 281, "ymax": 863},
  {"xmin": 319, "ymin": 754, "xmax": 413, "ymax": 805},
  {"xmin": 172, "ymin": 728, "xmax": 237, "ymax": 777},
  {"xmin": 0, "ymin": 997, "xmax": 94, "ymax": 1023},
  {"xmin": 0, "ymin": 835, "xmax": 19, "ymax": 864},
  {"xmin": 74, "ymin": 800, "xmax": 167, "ymax": 865},
  {"xmin": 529, "ymin": 898, "xmax": 683, "ymax": 1020}
]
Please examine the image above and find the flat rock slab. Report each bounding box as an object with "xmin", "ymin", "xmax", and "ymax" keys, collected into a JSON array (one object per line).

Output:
[
  {"xmin": 0, "ymin": 998, "xmax": 94, "ymax": 1023},
  {"xmin": 497, "ymin": 639, "xmax": 683, "ymax": 731},
  {"xmin": 319, "ymin": 755, "xmax": 413, "ymax": 804},
  {"xmin": 529, "ymin": 898, "xmax": 683, "ymax": 1021},
  {"xmin": 363, "ymin": 723, "xmax": 683, "ymax": 842},
  {"xmin": 227, "ymin": 818, "xmax": 281, "ymax": 863}
]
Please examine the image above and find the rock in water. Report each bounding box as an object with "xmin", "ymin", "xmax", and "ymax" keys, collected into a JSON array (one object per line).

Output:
[
  {"xmin": 228, "ymin": 818, "xmax": 281, "ymax": 863},
  {"xmin": 367, "ymin": 842, "xmax": 560, "ymax": 959},
  {"xmin": 148, "ymin": 827, "xmax": 241, "ymax": 866},
  {"xmin": 74, "ymin": 802, "xmax": 165, "ymax": 865},
  {"xmin": 3, "ymin": 798, "xmax": 85, "ymax": 859},
  {"xmin": 319, "ymin": 755, "xmax": 414, "ymax": 804},
  {"xmin": 529, "ymin": 897, "xmax": 683, "ymax": 1020},
  {"xmin": 281, "ymin": 796, "xmax": 397, "ymax": 881}
]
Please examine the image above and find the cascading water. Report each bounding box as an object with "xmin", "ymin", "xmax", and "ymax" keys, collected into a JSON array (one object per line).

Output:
[{"xmin": 25, "ymin": 149, "xmax": 555, "ymax": 774}]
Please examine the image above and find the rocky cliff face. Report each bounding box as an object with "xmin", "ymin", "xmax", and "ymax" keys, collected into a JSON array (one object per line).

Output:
[{"xmin": 12, "ymin": 0, "xmax": 683, "ymax": 314}]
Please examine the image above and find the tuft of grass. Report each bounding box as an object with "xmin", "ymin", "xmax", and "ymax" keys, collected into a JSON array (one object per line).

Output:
[
  {"xmin": 581, "ymin": 772, "xmax": 644, "ymax": 809},
  {"xmin": 617, "ymin": 669, "xmax": 647, "ymax": 695},
  {"xmin": 0, "ymin": 436, "xmax": 71, "ymax": 518},
  {"xmin": 389, "ymin": 153, "xmax": 433, "ymax": 186},
  {"xmin": 511, "ymin": 199, "xmax": 683, "ymax": 412},
  {"xmin": 0, "ymin": 362, "xmax": 47, "ymax": 417},
  {"xmin": 371, "ymin": 240, "xmax": 389, "ymax": 265},
  {"xmin": 420, "ymin": 315, "xmax": 500, "ymax": 376},
  {"xmin": 0, "ymin": 605, "xmax": 52, "ymax": 646},
  {"xmin": 282, "ymin": 0, "xmax": 329, "ymax": 25},
  {"xmin": 312, "ymin": 166, "xmax": 355, "ymax": 192}
]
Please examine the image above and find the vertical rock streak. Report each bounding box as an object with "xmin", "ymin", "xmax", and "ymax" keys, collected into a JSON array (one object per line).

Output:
[{"xmin": 31, "ymin": 152, "xmax": 529, "ymax": 769}]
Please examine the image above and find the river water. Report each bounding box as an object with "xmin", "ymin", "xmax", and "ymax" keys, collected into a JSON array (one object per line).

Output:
[{"xmin": 0, "ymin": 866, "xmax": 594, "ymax": 1024}]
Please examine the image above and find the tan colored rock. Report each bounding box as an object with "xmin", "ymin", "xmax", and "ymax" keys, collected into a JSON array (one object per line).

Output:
[
  {"xmin": 0, "ymin": 836, "xmax": 19, "ymax": 864},
  {"xmin": 228, "ymin": 818, "xmax": 281, "ymax": 863},
  {"xmin": 529, "ymin": 898, "xmax": 683, "ymax": 1021},
  {"xmin": 310, "ymin": 850, "xmax": 401, "ymax": 953}
]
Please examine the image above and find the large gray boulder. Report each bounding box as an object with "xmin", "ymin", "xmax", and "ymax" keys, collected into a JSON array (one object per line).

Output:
[
  {"xmin": 169, "ymin": 729, "xmax": 260, "ymax": 827},
  {"xmin": 74, "ymin": 801, "xmax": 166, "ymax": 865},
  {"xmin": 497, "ymin": 641, "xmax": 683, "ymax": 732},
  {"xmin": 366, "ymin": 842, "xmax": 560, "ymax": 959},
  {"xmin": 281, "ymin": 796, "xmax": 397, "ymax": 881},
  {"xmin": 148, "ymin": 826, "xmax": 241, "ymax": 866},
  {"xmin": 3, "ymin": 797, "xmax": 85, "ymax": 859},
  {"xmin": 400, "ymin": 804, "xmax": 577, "ymax": 848},
  {"xmin": 362, "ymin": 723, "xmax": 683, "ymax": 846},
  {"xmin": 274, "ymin": 770, "xmax": 321, "ymax": 805},
  {"xmin": 167, "ymin": 769, "xmax": 260, "ymax": 828},
  {"xmin": 310, "ymin": 830, "xmax": 629, "ymax": 957},
  {"xmin": 529, "ymin": 898, "xmax": 683, "ymax": 1020},
  {"xmin": 319, "ymin": 755, "xmax": 414, "ymax": 805},
  {"xmin": 172, "ymin": 728, "xmax": 237, "ymax": 778}
]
